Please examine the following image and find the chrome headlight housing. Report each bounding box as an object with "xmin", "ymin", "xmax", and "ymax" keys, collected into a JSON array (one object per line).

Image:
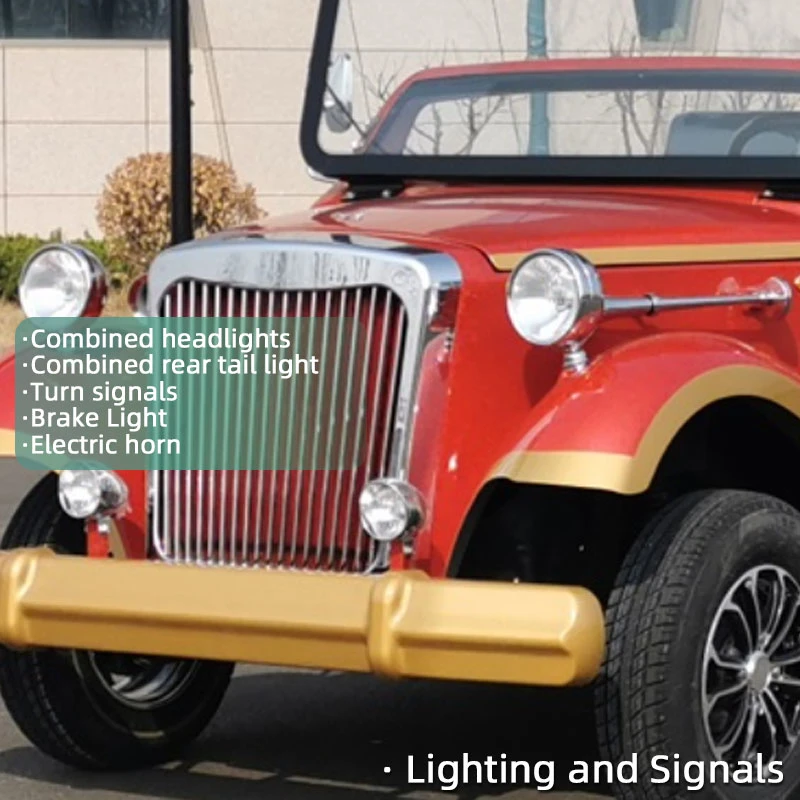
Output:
[
  {"xmin": 507, "ymin": 249, "xmax": 603, "ymax": 346},
  {"xmin": 19, "ymin": 244, "xmax": 107, "ymax": 319}
]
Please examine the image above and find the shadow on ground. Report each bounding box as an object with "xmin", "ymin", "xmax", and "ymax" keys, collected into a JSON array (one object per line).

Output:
[{"xmin": 0, "ymin": 668, "xmax": 612, "ymax": 798}]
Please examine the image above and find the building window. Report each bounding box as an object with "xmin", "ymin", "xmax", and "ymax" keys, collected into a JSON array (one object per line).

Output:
[
  {"xmin": 633, "ymin": 0, "xmax": 695, "ymax": 43},
  {"xmin": 0, "ymin": 0, "xmax": 170, "ymax": 39}
]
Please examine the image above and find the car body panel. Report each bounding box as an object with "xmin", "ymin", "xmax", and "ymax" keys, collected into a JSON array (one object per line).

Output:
[
  {"xmin": 8, "ymin": 187, "xmax": 800, "ymax": 575},
  {"xmin": 491, "ymin": 336, "xmax": 800, "ymax": 492},
  {"xmin": 244, "ymin": 184, "xmax": 800, "ymax": 273},
  {"xmin": 3, "ymin": 55, "xmax": 800, "ymax": 691}
]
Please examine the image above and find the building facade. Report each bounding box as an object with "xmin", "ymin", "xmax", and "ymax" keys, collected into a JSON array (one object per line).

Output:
[
  {"xmin": 0, "ymin": 0, "xmax": 324, "ymax": 238},
  {"xmin": 0, "ymin": 0, "xmax": 796, "ymax": 238}
]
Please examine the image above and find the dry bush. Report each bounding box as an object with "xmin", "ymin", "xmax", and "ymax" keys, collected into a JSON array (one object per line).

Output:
[
  {"xmin": 0, "ymin": 298, "xmax": 24, "ymax": 352},
  {"xmin": 97, "ymin": 153, "xmax": 263, "ymax": 277}
]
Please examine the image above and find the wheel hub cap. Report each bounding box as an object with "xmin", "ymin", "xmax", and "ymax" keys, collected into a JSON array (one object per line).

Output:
[
  {"xmin": 746, "ymin": 652, "xmax": 773, "ymax": 695},
  {"xmin": 702, "ymin": 565, "xmax": 800, "ymax": 766}
]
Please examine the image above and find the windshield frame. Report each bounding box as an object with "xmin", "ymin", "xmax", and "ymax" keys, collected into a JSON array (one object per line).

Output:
[{"xmin": 301, "ymin": 0, "xmax": 800, "ymax": 185}]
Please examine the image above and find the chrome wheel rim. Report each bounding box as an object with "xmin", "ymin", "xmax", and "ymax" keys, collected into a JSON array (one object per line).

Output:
[
  {"xmin": 702, "ymin": 565, "xmax": 800, "ymax": 765},
  {"xmin": 82, "ymin": 652, "xmax": 198, "ymax": 711}
]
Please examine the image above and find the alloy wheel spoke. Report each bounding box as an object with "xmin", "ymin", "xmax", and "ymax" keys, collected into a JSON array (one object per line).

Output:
[
  {"xmin": 767, "ymin": 594, "xmax": 800, "ymax": 658},
  {"xmin": 737, "ymin": 703, "xmax": 760, "ymax": 762},
  {"xmin": 117, "ymin": 669, "xmax": 156, "ymax": 695},
  {"xmin": 710, "ymin": 646, "xmax": 745, "ymax": 673},
  {"xmin": 715, "ymin": 694, "xmax": 751, "ymax": 753},
  {"xmin": 725, "ymin": 599, "xmax": 756, "ymax": 654},
  {"xmin": 82, "ymin": 652, "xmax": 196, "ymax": 708},
  {"xmin": 748, "ymin": 573, "xmax": 764, "ymax": 642},
  {"xmin": 763, "ymin": 703, "xmax": 779, "ymax": 764},
  {"xmin": 764, "ymin": 689, "xmax": 797, "ymax": 748},
  {"xmin": 772, "ymin": 670, "xmax": 800, "ymax": 688},
  {"xmin": 708, "ymin": 675, "xmax": 749, "ymax": 706},
  {"xmin": 763, "ymin": 573, "xmax": 786, "ymax": 646},
  {"xmin": 773, "ymin": 649, "xmax": 800, "ymax": 668}
]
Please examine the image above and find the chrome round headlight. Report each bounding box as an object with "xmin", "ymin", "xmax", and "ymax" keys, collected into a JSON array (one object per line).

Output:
[
  {"xmin": 359, "ymin": 479, "xmax": 424, "ymax": 543},
  {"xmin": 58, "ymin": 471, "xmax": 104, "ymax": 519},
  {"xmin": 506, "ymin": 249, "xmax": 603, "ymax": 346},
  {"xmin": 58, "ymin": 470, "xmax": 128, "ymax": 520},
  {"xmin": 19, "ymin": 245, "xmax": 107, "ymax": 319}
]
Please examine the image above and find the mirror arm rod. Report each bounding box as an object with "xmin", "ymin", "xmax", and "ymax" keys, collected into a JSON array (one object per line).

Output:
[{"xmin": 170, "ymin": 0, "xmax": 193, "ymax": 246}]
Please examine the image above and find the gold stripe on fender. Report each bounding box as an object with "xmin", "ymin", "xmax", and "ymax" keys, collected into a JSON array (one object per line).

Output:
[
  {"xmin": 491, "ymin": 365, "xmax": 800, "ymax": 494},
  {"xmin": 490, "ymin": 242, "xmax": 800, "ymax": 272}
]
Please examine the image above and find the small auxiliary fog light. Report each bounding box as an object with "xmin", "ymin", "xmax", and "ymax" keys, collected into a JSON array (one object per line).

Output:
[
  {"xmin": 359, "ymin": 479, "xmax": 425, "ymax": 543},
  {"xmin": 58, "ymin": 470, "xmax": 129, "ymax": 520}
]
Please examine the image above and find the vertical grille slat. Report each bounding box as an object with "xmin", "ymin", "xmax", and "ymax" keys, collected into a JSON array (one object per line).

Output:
[
  {"xmin": 318, "ymin": 289, "xmax": 345, "ymax": 568},
  {"xmin": 154, "ymin": 279, "xmax": 409, "ymax": 573},
  {"xmin": 230, "ymin": 288, "xmax": 247, "ymax": 564},
  {"xmin": 337, "ymin": 287, "xmax": 363, "ymax": 567},
  {"xmin": 288, "ymin": 290, "xmax": 307, "ymax": 563},
  {"xmin": 160, "ymin": 295, "xmax": 171, "ymax": 562},
  {"xmin": 351, "ymin": 286, "xmax": 378, "ymax": 567},
  {"xmin": 380, "ymin": 298, "xmax": 406, "ymax": 478},
  {"xmin": 277, "ymin": 290, "xmax": 295, "ymax": 565},
  {"xmin": 219, "ymin": 288, "xmax": 234, "ymax": 566},
  {"xmin": 197, "ymin": 283, "xmax": 209, "ymax": 565},
  {"xmin": 304, "ymin": 289, "xmax": 332, "ymax": 567},
  {"xmin": 186, "ymin": 281, "xmax": 196, "ymax": 563},
  {"xmin": 208, "ymin": 284, "xmax": 223, "ymax": 562},
  {"xmin": 292, "ymin": 291, "xmax": 313, "ymax": 566},
  {"xmin": 254, "ymin": 288, "xmax": 276, "ymax": 564},
  {"xmin": 330, "ymin": 287, "xmax": 360, "ymax": 568},
  {"xmin": 171, "ymin": 289, "xmax": 181, "ymax": 561},
  {"xmin": 360, "ymin": 288, "xmax": 395, "ymax": 567},
  {"xmin": 242, "ymin": 289, "xmax": 262, "ymax": 565}
]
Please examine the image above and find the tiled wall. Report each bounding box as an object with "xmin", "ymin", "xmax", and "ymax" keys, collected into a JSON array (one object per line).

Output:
[
  {"xmin": 198, "ymin": 0, "xmax": 323, "ymax": 222},
  {"xmin": 0, "ymin": 0, "xmax": 325, "ymax": 238}
]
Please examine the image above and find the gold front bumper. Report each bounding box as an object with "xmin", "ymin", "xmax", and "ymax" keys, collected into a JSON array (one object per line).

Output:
[{"xmin": 0, "ymin": 549, "xmax": 605, "ymax": 687}]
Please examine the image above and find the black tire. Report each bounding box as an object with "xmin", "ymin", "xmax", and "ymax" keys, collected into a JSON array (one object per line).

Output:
[
  {"xmin": 0, "ymin": 474, "xmax": 234, "ymax": 770},
  {"xmin": 596, "ymin": 490, "xmax": 800, "ymax": 800}
]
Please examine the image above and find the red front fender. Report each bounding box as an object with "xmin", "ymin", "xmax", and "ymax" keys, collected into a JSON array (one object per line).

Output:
[
  {"xmin": 490, "ymin": 332, "xmax": 800, "ymax": 495},
  {"xmin": 0, "ymin": 352, "xmax": 15, "ymax": 455}
]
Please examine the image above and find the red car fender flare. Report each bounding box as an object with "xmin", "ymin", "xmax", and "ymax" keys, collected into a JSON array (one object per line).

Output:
[
  {"xmin": 0, "ymin": 352, "xmax": 16, "ymax": 458},
  {"xmin": 487, "ymin": 332, "xmax": 800, "ymax": 496}
]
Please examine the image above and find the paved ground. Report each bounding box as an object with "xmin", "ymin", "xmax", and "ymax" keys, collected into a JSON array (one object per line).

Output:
[{"xmin": 0, "ymin": 460, "xmax": 611, "ymax": 800}]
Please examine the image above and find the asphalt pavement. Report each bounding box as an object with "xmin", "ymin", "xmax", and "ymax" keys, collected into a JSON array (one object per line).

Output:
[{"xmin": 0, "ymin": 459, "xmax": 611, "ymax": 800}]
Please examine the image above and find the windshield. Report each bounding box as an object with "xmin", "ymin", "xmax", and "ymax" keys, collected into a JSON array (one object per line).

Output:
[{"xmin": 301, "ymin": 0, "xmax": 800, "ymax": 182}]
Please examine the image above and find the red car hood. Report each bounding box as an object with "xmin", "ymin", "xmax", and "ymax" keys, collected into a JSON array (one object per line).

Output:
[{"xmin": 236, "ymin": 184, "xmax": 800, "ymax": 268}]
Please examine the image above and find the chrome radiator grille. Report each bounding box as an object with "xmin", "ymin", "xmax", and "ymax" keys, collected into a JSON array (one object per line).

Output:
[{"xmin": 151, "ymin": 279, "xmax": 408, "ymax": 573}]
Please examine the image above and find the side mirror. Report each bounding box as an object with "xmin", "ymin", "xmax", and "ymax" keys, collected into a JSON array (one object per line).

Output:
[{"xmin": 323, "ymin": 53, "xmax": 354, "ymax": 134}]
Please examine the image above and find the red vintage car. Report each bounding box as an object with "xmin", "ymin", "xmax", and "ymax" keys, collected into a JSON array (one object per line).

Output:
[{"xmin": 2, "ymin": 2, "xmax": 800, "ymax": 796}]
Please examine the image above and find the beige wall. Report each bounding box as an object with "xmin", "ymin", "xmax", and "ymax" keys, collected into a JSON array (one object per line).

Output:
[{"xmin": 0, "ymin": 0, "xmax": 326, "ymax": 238}]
